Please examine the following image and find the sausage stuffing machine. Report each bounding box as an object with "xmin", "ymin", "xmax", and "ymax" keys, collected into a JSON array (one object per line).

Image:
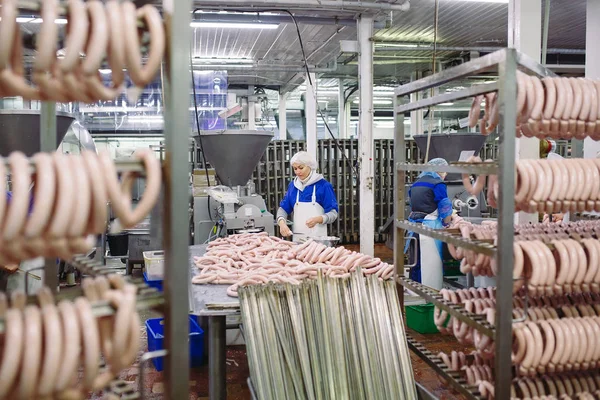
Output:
[{"xmin": 193, "ymin": 130, "xmax": 275, "ymax": 244}]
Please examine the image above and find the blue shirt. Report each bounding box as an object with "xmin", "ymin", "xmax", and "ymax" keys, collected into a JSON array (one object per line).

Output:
[
  {"xmin": 408, "ymin": 172, "xmax": 452, "ymax": 221},
  {"xmin": 279, "ymin": 179, "xmax": 339, "ymax": 215}
]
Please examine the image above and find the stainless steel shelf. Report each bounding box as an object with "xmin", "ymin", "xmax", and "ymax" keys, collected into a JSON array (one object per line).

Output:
[
  {"xmin": 396, "ymin": 162, "xmax": 498, "ymax": 175},
  {"xmin": 394, "ymin": 48, "xmax": 555, "ymax": 97},
  {"xmin": 396, "ymin": 82, "xmax": 498, "ymax": 114},
  {"xmin": 398, "ymin": 278, "xmax": 495, "ymax": 339},
  {"xmin": 407, "ymin": 336, "xmax": 484, "ymax": 400},
  {"xmin": 396, "ymin": 220, "xmax": 496, "ymax": 256}
]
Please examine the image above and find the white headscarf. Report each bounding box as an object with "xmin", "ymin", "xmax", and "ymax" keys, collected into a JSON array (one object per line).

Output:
[{"xmin": 290, "ymin": 151, "xmax": 322, "ymax": 191}]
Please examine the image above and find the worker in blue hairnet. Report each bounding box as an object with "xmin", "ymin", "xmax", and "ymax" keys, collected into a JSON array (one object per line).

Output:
[
  {"xmin": 276, "ymin": 151, "xmax": 338, "ymax": 242},
  {"xmin": 404, "ymin": 157, "xmax": 454, "ymax": 290}
]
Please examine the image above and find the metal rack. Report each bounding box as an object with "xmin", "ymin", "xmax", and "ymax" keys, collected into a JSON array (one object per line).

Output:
[
  {"xmin": 32, "ymin": 2, "xmax": 192, "ymax": 399},
  {"xmin": 393, "ymin": 48, "xmax": 556, "ymax": 399}
]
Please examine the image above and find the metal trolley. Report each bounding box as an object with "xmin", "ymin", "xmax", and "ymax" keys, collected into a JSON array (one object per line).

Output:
[{"xmin": 393, "ymin": 48, "xmax": 556, "ymax": 399}]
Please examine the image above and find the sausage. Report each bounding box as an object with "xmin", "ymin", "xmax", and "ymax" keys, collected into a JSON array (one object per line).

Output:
[{"xmin": 122, "ymin": 3, "xmax": 165, "ymax": 87}]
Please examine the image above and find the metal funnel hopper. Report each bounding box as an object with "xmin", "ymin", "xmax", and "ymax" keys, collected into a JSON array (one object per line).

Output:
[
  {"xmin": 196, "ymin": 130, "xmax": 273, "ymax": 187},
  {"xmin": 413, "ymin": 133, "xmax": 487, "ymax": 179},
  {"xmin": 0, "ymin": 110, "xmax": 75, "ymax": 156}
]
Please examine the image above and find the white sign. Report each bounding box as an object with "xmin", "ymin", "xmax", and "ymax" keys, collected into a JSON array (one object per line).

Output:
[
  {"xmin": 458, "ymin": 117, "xmax": 470, "ymax": 129},
  {"xmin": 458, "ymin": 150, "xmax": 475, "ymax": 162}
]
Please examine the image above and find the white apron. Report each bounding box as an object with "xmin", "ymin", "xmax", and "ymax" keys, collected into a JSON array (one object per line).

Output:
[
  {"xmin": 419, "ymin": 211, "xmax": 444, "ymax": 290},
  {"xmin": 292, "ymin": 186, "xmax": 327, "ymax": 242}
]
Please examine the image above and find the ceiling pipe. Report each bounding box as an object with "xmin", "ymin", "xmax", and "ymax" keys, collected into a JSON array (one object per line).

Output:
[
  {"xmin": 192, "ymin": 13, "xmax": 386, "ymax": 28},
  {"xmin": 196, "ymin": 0, "xmax": 410, "ymax": 12},
  {"xmin": 373, "ymin": 44, "xmax": 585, "ymax": 55},
  {"xmin": 192, "ymin": 64, "xmax": 337, "ymax": 72}
]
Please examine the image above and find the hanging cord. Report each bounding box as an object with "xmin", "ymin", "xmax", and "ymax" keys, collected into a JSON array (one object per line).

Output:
[
  {"xmin": 191, "ymin": 8, "xmax": 358, "ymax": 178},
  {"xmin": 424, "ymin": 0, "xmax": 439, "ymax": 163},
  {"xmin": 189, "ymin": 44, "xmax": 213, "ymax": 221}
]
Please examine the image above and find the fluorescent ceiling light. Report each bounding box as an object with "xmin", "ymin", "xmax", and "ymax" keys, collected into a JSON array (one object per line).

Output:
[
  {"xmin": 194, "ymin": 57, "xmax": 254, "ymax": 64},
  {"xmin": 445, "ymin": 0, "xmax": 507, "ymax": 2},
  {"xmin": 190, "ymin": 21, "xmax": 279, "ymax": 29},
  {"xmin": 374, "ymin": 43, "xmax": 419, "ymax": 48},
  {"xmin": 353, "ymin": 99, "xmax": 393, "ymax": 105},
  {"xmin": 439, "ymin": 102, "xmax": 454, "ymax": 106},
  {"xmin": 374, "ymin": 87, "xmax": 396, "ymax": 92}
]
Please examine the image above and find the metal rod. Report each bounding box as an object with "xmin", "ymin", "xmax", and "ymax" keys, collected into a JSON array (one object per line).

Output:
[
  {"xmin": 208, "ymin": 316, "xmax": 227, "ymax": 400},
  {"xmin": 40, "ymin": 101, "xmax": 58, "ymax": 293},
  {"xmin": 393, "ymin": 93, "xmax": 406, "ymax": 312},
  {"xmin": 139, "ymin": 350, "xmax": 168, "ymax": 398},
  {"xmin": 394, "ymin": 50, "xmax": 508, "ymax": 97},
  {"xmin": 541, "ymin": 0, "xmax": 551, "ymax": 65},
  {"xmin": 396, "ymin": 82, "xmax": 498, "ymax": 114},
  {"xmin": 397, "ymin": 278, "xmax": 495, "ymax": 339},
  {"xmin": 374, "ymin": 44, "xmax": 585, "ymax": 55},
  {"xmin": 407, "ymin": 337, "xmax": 482, "ymax": 400},
  {"xmin": 395, "ymin": 221, "xmax": 496, "ymax": 256},
  {"xmin": 163, "ymin": 0, "xmax": 192, "ymax": 396},
  {"xmin": 396, "ymin": 162, "xmax": 498, "ymax": 175},
  {"xmin": 195, "ymin": 0, "xmax": 411, "ymax": 12},
  {"xmin": 494, "ymin": 47, "xmax": 518, "ymax": 400}
]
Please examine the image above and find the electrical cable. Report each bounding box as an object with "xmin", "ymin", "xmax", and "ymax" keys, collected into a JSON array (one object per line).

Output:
[
  {"xmin": 424, "ymin": 0, "xmax": 440, "ymax": 163},
  {"xmin": 189, "ymin": 43, "xmax": 213, "ymax": 221},
  {"xmin": 192, "ymin": 8, "xmax": 358, "ymax": 178}
]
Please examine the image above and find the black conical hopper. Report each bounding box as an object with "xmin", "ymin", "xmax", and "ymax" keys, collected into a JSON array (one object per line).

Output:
[
  {"xmin": 413, "ymin": 133, "xmax": 487, "ymax": 180},
  {"xmin": 0, "ymin": 110, "xmax": 75, "ymax": 156},
  {"xmin": 196, "ymin": 130, "xmax": 273, "ymax": 187}
]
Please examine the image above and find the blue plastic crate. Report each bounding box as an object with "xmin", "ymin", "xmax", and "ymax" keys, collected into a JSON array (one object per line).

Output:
[
  {"xmin": 145, "ymin": 316, "xmax": 204, "ymax": 371},
  {"xmin": 143, "ymin": 271, "xmax": 163, "ymax": 292}
]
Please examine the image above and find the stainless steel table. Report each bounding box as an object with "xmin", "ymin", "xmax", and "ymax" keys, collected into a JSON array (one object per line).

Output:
[{"xmin": 188, "ymin": 245, "xmax": 240, "ymax": 400}]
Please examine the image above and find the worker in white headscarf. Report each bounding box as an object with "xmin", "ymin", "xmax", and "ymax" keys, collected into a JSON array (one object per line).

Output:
[{"xmin": 276, "ymin": 151, "xmax": 339, "ymax": 241}]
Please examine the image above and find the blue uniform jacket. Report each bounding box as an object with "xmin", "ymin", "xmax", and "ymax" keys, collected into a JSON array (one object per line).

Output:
[{"xmin": 279, "ymin": 179, "xmax": 339, "ymax": 215}]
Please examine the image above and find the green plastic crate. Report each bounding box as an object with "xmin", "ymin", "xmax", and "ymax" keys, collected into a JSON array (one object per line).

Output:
[{"xmin": 405, "ymin": 303, "xmax": 439, "ymax": 334}]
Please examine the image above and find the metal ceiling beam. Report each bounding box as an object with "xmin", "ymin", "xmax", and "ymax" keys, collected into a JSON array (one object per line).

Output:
[
  {"xmin": 280, "ymin": 72, "xmax": 307, "ymax": 94},
  {"xmin": 195, "ymin": 0, "xmax": 411, "ymax": 12},
  {"xmin": 373, "ymin": 44, "xmax": 585, "ymax": 55},
  {"xmin": 191, "ymin": 12, "xmax": 386, "ymax": 28}
]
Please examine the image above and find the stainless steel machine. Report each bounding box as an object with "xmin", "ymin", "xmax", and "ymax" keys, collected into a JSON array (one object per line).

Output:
[
  {"xmin": 193, "ymin": 130, "xmax": 275, "ymax": 244},
  {"xmin": 408, "ymin": 133, "xmax": 489, "ymax": 218}
]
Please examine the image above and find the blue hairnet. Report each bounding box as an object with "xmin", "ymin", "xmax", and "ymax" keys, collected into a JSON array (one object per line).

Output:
[
  {"xmin": 417, "ymin": 158, "xmax": 448, "ymax": 178},
  {"xmin": 427, "ymin": 158, "xmax": 449, "ymax": 167}
]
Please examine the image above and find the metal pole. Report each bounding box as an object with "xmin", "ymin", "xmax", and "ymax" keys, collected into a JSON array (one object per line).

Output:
[
  {"xmin": 541, "ymin": 0, "xmax": 550, "ymax": 65},
  {"xmin": 248, "ymin": 85, "xmax": 256, "ymax": 130},
  {"xmin": 208, "ymin": 316, "xmax": 227, "ymax": 400},
  {"xmin": 278, "ymin": 92, "xmax": 288, "ymax": 140},
  {"xmin": 40, "ymin": 102, "xmax": 58, "ymax": 293},
  {"xmin": 495, "ymin": 48, "xmax": 518, "ymax": 400},
  {"xmin": 584, "ymin": 0, "xmax": 600, "ymax": 159},
  {"xmin": 358, "ymin": 15, "xmax": 374, "ymax": 256},
  {"xmin": 409, "ymin": 71, "xmax": 423, "ymax": 139},
  {"xmin": 163, "ymin": 0, "xmax": 191, "ymax": 396},
  {"xmin": 338, "ymin": 79, "xmax": 346, "ymax": 139},
  {"xmin": 508, "ymin": 0, "xmax": 541, "ymax": 224},
  {"xmin": 305, "ymin": 72, "xmax": 318, "ymax": 159},
  {"xmin": 394, "ymin": 91, "xmax": 406, "ymax": 311}
]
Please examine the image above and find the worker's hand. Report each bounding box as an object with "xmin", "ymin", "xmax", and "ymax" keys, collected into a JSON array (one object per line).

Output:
[
  {"xmin": 552, "ymin": 213, "xmax": 564, "ymax": 223},
  {"xmin": 278, "ymin": 220, "xmax": 292, "ymax": 237},
  {"xmin": 306, "ymin": 216, "xmax": 323, "ymax": 228}
]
